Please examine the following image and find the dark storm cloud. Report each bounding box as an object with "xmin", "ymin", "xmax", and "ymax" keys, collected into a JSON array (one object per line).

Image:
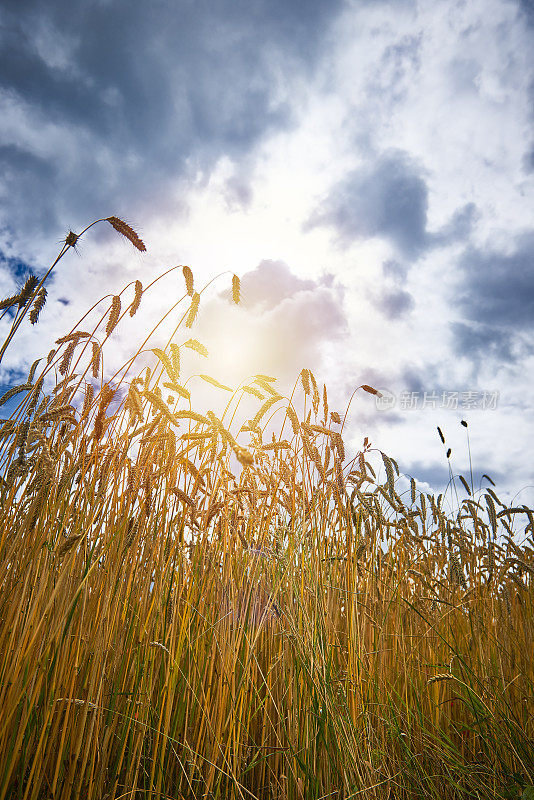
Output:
[
  {"xmin": 520, "ymin": 3, "xmax": 534, "ymax": 169},
  {"xmin": 0, "ymin": 145, "xmax": 58, "ymax": 235},
  {"xmin": 0, "ymin": 0, "xmax": 344, "ymax": 250},
  {"xmin": 305, "ymin": 150, "xmax": 429, "ymax": 257},
  {"xmin": 450, "ymin": 321, "xmax": 532, "ymax": 365},
  {"xmin": 304, "ymin": 149, "xmax": 475, "ymax": 259},
  {"xmin": 523, "ymin": 143, "xmax": 534, "ymax": 172},
  {"xmin": 451, "ymin": 232, "xmax": 534, "ymax": 363},
  {"xmin": 518, "ymin": 0, "xmax": 534, "ymax": 25},
  {"xmin": 458, "ymin": 235, "xmax": 534, "ymax": 321}
]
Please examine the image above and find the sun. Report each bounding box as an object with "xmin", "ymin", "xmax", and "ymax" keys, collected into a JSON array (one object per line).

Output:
[{"xmin": 205, "ymin": 314, "xmax": 272, "ymax": 386}]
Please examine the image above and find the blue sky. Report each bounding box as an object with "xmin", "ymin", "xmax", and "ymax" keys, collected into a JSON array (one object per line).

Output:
[{"xmin": 1, "ymin": 0, "xmax": 533, "ymax": 507}]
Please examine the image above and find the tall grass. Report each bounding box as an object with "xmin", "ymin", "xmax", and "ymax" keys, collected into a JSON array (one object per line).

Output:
[{"xmin": 0, "ymin": 220, "xmax": 532, "ymax": 799}]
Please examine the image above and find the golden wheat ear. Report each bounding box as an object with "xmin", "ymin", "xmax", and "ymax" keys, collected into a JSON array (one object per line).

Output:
[
  {"xmin": 18, "ymin": 275, "xmax": 39, "ymax": 307},
  {"xmin": 106, "ymin": 217, "xmax": 146, "ymax": 251},
  {"xmin": 130, "ymin": 280, "xmax": 143, "ymax": 316},
  {"xmin": 182, "ymin": 265, "xmax": 194, "ymax": 296},
  {"xmin": 232, "ymin": 274, "xmax": 240, "ymax": 304},
  {"xmin": 29, "ymin": 287, "xmax": 47, "ymax": 324},
  {"xmin": 0, "ymin": 292, "xmax": 23, "ymax": 311}
]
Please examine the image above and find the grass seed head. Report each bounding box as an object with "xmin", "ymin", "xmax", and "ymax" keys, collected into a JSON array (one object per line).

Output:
[
  {"xmin": 106, "ymin": 217, "xmax": 146, "ymax": 251},
  {"xmin": 130, "ymin": 280, "xmax": 143, "ymax": 317},
  {"xmin": 182, "ymin": 265, "xmax": 194, "ymax": 296}
]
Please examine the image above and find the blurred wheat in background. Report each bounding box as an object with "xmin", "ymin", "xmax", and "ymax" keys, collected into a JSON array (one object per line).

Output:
[{"xmin": 0, "ymin": 220, "xmax": 532, "ymax": 799}]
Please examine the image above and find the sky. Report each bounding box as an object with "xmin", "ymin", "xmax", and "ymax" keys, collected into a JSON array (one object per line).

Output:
[{"xmin": 1, "ymin": 0, "xmax": 533, "ymax": 511}]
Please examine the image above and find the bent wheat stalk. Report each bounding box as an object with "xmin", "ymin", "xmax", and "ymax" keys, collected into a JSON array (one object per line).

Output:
[{"xmin": 0, "ymin": 217, "xmax": 145, "ymax": 365}]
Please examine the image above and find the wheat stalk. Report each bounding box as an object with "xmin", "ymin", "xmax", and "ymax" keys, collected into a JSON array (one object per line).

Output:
[
  {"xmin": 231, "ymin": 274, "xmax": 240, "ymax": 304},
  {"xmin": 106, "ymin": 296, "xmax": 122, "ymax": 336},
  {"xmin": 29, "ymin": 288, "xmax": 47, "ymax": 324},
  {"xmin": 186, "ymin": 293, "xmax": 200, "ymax": 328},
  {"xmin": 106, "ymin": 217, "xmax": 146, "ymax": 251},
  {"xmin": 130, "ymin": 280, "xmax": 143, "ymax": 316},
  {"xmin": 182, "ymin": 265, "xmax": 194, "ymax": 296}
]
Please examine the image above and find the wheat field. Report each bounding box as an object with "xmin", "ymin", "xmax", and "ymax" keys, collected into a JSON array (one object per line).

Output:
[{"xmin": 0, "ymin": 220, "xmax": 532, "ymax": 799}]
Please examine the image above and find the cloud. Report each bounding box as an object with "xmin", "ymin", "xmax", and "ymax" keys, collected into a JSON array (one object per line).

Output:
[
  {"xmin": 430, "ymin": 203, "xmax": 477, "ymax": 247},
  {"xmin": 372, "ymin": 287, "xmax": 414, "ymax": 320},
  {"xmin": 404, "ymin": 459, "xmax": 507, "ymax": 497},
  {"xmin": 0, "ymin": 144, "xmax": 58, "ymax": 238},
  {"xmin": 0, "ymin": 0, "xmax": 344, "ymax": 254},
  {"xmin": 198, "ymin": 259, "xmax": 348, "ymax": 387},
  {"xmin": 523, "ymin": 143, "xmax": 534, "ymax": 172},
  {"xmin": 0, "ymin": 247, "xmax": 36, "ymax": 289},
  {"xmin": 401, "ymin": 461, "xmax": 453, "ymax": 492},
  {"xmin": 518, "ymin": 0, "xmax": 534, "ymax": 26},
  {"xmin": 382, "ymin": 259, "xmax": 408, "ymax": 282},
  {"xmin": 450, "ymin": 321, "xmax": 531, "ymax": 366},
  {"xmin": 238, "ymin": 259, "xmax": 317, "ymax": 311},
  {"xmin": 458, "ymin": 234, "xmax": 534, "ymax": 328},
  {"xmin": 304, "ymin": 149, "xmax": 475, "ymax": 258},
  {"xmin": 366, "ymin": 34, "xmax": 422, "ymax": 108},
  {"xmin": 451, "ymin": 232, "xmax": 534, "ymax": 364}
]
